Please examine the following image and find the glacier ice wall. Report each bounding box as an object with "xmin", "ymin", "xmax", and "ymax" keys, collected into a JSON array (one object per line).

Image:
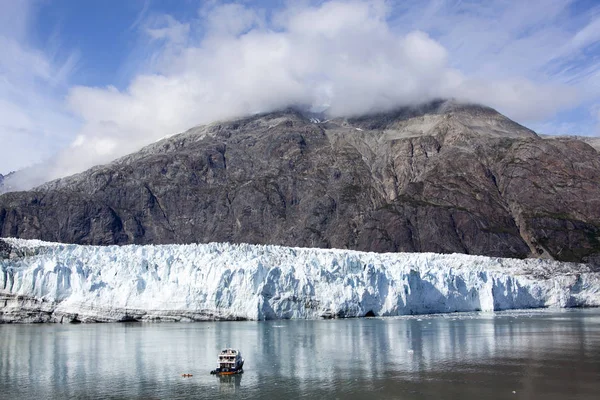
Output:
[{"xmin": 1, "ymin": 238, "xmax": 599, "ymax": 323}]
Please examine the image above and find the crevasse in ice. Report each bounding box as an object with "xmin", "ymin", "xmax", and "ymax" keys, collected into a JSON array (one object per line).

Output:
[{"xmin": 1, "ymin": 238, "xmax": 598, "ymax": 322}]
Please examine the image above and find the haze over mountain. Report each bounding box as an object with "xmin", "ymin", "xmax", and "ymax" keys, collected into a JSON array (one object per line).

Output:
[{"xmin": 1, "ymin": 100, "xmax": 599, "ymax": 264}]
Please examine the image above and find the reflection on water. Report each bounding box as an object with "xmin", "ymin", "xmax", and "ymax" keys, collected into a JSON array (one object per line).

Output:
[
  {"xmin": 217, "ymin": 374, "xmax": 242, "ymax": 395},
  {"xmin": 1, "ymin": 309, "xmax": 599, "ymax": 399}
]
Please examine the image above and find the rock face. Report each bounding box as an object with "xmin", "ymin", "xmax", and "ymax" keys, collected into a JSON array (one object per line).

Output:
[
  {"xmin": 0, "ymin": 238, "xmax": 11, "ymax": 259},
  {"xmin": 1, "ymin": 100, "xmax": 600, "ymax": 263}
]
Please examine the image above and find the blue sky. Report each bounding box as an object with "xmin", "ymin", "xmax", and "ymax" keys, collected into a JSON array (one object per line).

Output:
[{"xmin": 1, "ymin": 0, "xmax": 600, "ymax": 182}]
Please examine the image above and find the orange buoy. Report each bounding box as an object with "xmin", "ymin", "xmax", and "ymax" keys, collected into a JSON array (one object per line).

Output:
[{"xmin": 181, "ymin": 373, "xmax": 193, "ymax": 377}]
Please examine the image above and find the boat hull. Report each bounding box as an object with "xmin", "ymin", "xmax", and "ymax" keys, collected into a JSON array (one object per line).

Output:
[
  {"xmin": 210, "ymin": 367, "xmax": 243, "ymax": 375},
  {"xmin": 211, "ymin": 359, "xmax": 244, "ymax": 375},
  {"xmin": 214, "ymin": 369, "xmax": 243, "ymax": 375}
]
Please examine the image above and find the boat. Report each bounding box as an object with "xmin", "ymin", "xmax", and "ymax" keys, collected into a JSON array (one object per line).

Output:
[{"xmin": 210, "ymin": 348, "xmax": 244, "ymax": 375}]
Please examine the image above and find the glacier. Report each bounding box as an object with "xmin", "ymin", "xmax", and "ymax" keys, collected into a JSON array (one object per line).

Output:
[{"xmin": 1, "ymin": 238, "xmax": 599, "ymax": 323}]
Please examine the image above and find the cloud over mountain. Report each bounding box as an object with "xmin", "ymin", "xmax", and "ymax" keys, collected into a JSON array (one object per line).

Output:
[{"xmin": 1, "ymin": 0, "xmax": 597, "ymax": 189}]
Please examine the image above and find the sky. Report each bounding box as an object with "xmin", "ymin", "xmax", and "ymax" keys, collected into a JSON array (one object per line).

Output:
[{"xmin": 1, "ymin": 0, "xmax": 600, "ymax": 186}]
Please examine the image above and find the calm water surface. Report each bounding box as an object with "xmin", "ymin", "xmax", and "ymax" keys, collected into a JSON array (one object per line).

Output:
[{"xmin": 1, "ymin": 309, "xmax": 600, "ymax": 399}]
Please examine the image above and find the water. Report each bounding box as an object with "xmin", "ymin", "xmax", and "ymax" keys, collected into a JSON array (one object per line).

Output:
[{"xmin": 1, "ymin": 309, "xmax": 600, "ymax": 399}]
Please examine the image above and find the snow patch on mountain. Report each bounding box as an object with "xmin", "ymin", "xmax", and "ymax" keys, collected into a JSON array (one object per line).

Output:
[{"xmin": 1, "ymin": 238, "xmax": 598, "ymax": 323}]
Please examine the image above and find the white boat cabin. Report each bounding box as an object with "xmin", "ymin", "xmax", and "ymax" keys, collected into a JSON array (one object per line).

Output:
[{"xmin": 218, "ymin": 348, "xmax": 243, "ymax": 369}]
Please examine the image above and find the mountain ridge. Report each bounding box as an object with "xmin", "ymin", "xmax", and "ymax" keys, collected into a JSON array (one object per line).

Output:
[{"xmin": 1, "ymin": 100, "xmax": 599, "ymax": 263}]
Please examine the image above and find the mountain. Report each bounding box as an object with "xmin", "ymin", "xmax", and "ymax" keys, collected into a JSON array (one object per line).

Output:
[
  {"xmin": 1, "ymin": 100, "xmax": 600, "ymax": 263},
  {"xmin": 0, "ymin": 171, "xmax": 16, "ymax": 194},
  {"xmin": 2, "ymin": 238, "xmax": 598, "ymax": 322},
  {"xmin": 540, "ymin": 134, "xmax": 600, "ymax": 152}
]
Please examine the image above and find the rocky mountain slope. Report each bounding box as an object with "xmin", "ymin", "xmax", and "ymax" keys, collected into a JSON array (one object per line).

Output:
[{"xmin": 1, "ymin": 100, "xmax": 599, "ymax": 263}]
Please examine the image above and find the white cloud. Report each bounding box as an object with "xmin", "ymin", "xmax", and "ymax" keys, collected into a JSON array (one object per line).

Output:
[
  {"xmin": 570, "ymin": 16, "xmax": 600, "ymax": 50},
  {"xmin": 60, "ymin": 0, "xmax": 464, "ymax": 176},
  {"xmin": 146, "ymin": 15, "xmax": 190, "ymax": 44},
  {"xmin": 2, "ymin": 0, "xmax": 599, "ymax": 188},
  {"xmin": 202, "ymin": 3, "xmax": 263, "ymax": 37},
  {"xmin": 0, "ymin": 1, "xmax": 80, "ymax": 175}
]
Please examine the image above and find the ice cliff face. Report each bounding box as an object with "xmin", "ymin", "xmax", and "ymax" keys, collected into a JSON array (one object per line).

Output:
[{"xmin": 1, "ymin": 238, "xmax": 599, "ymax": 323}]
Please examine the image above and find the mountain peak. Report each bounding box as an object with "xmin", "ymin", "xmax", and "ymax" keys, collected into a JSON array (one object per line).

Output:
[{"xmin": 334, "ymin": 99, "xmax": 537, "ymax": 139}]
